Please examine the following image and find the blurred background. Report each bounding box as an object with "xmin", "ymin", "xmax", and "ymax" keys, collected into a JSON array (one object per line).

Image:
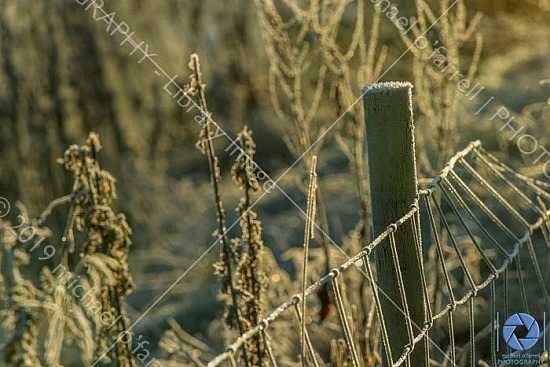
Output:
[{"xmin": 1, "ymin": 0, "xmax": 549, "ymax": 364}]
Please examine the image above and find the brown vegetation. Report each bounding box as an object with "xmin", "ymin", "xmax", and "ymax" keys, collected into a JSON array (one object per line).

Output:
[{"xmin": 1, "ymin": 0, "xmax": 549, "ymax": 366}]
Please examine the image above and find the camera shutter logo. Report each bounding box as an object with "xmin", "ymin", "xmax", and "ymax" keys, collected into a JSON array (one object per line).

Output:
[{"xmin": 502, "ymin": 313, "xmax": 540, "ymax": 351}]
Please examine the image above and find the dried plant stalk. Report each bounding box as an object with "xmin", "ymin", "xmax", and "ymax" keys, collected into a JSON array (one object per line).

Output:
[
  {"xmin": 254, "ymin": 0, "xmax": 387, "ymax": 327},
  {"xmin": 1, "ymin": 227, "xmax": 42, "ymax": 367},
  {"xmin": 301, "ymin": 155, "xmax": 317, "ymax": 366},
  {"xmin": 1, "ymin": 132, "xmax": 132, "ymax": 366},
  {"xmin": 232, "ymin": 127, "xmax": 269, "ymax": 366},
  {"xmin": 399, "ymin": 0, "xmax": 483, "ymax": 175},
  {"xmin": 191, "ymin": 54, "xmax": 251, "ymax": 365},
  {"xmin": 58, "ymin": 132, "xmax": 135, "ymax": 366}
]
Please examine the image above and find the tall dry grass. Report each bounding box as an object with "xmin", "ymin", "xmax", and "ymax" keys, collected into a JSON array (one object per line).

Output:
[
  {"xmin": 1, "ymin": 133, "xmax": 135, "ymax": 366},
  {"xmin": 1, "ymin": 1, "xmax": 549, "ymax": 366}
]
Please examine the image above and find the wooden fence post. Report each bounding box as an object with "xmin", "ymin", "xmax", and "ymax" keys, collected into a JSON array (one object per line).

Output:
[{"xmin": 363, "ymin": 82, "xmax": 427, "ymax": 366}]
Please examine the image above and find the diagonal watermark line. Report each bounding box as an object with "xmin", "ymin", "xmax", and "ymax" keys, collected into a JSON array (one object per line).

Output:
[
  {"xmin": 93, "ymin": 183, "xmax": 282, "ymax": 365},
  {"xmin": 275, "ymin": 183, "xmax": 459, "ymax": 366},
  {"xmin": 91, "ymin": 1, "xmax": 460, "ymax": 365},
  {"xmin": 274, "ymin": 0, "xmax": 460, "ymax": 182},
  {"xmin": 90, "ymin": 203, "xmax": 248, "ymax": 365},
  {"xmin": 90, "ymin": 242, "xmax": 219, "ymax": 366},
  {"xmin": 94, "ymin": 176, "xmax": 456, "ymax": 366},
  {"xmin": 74, "ymin": 0, "xmax": 278, "ymax": 196},
  {"xmin": 93, "ymin": 239, "xmax": 232, "ymax": 365}
]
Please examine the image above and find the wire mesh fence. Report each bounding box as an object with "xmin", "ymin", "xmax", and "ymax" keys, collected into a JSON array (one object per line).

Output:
[{"xmin": 208, "ymin": 140, "xmax": 550, "ymax": 367}]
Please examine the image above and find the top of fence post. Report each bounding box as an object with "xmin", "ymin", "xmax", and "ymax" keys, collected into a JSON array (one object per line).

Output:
[{"xmin": 363, "ymin": 82, "xmax": 428, "ymax": 366}]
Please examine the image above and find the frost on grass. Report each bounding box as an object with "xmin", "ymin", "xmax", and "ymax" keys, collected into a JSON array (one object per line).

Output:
[{"xmin": 1, "ymin": 132, "xmax": 136, "ymax": 367}]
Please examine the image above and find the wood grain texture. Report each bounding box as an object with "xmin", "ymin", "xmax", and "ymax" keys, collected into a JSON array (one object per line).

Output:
[{"xmin": 363, "ymin": 82, "xmax": 427, "ymax": 366}]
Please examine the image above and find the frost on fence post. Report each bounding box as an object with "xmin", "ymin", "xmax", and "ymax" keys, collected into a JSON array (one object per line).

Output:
[{"xmin": 363, "ymin": 82, "xmax": 427, "ymax": 366}]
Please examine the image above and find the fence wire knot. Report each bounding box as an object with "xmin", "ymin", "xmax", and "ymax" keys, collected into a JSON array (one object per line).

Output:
[{"xmin": 207, "ymin": 141, "xmax": 550, "ymax": 367}]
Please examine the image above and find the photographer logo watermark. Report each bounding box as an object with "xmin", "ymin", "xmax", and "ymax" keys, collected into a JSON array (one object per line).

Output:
[
  {"xmin": 503, "ymin": 313, "xmax": 540, "ymax": 351},
  {"xmin": 496, "ymin": 312, "xmax": 547, "ymax": 365}
]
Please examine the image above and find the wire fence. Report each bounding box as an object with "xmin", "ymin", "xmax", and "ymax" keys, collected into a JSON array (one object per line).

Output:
[{"xmin": 208, "ymin": 140, "xmax": 550, "ymax": 367}]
